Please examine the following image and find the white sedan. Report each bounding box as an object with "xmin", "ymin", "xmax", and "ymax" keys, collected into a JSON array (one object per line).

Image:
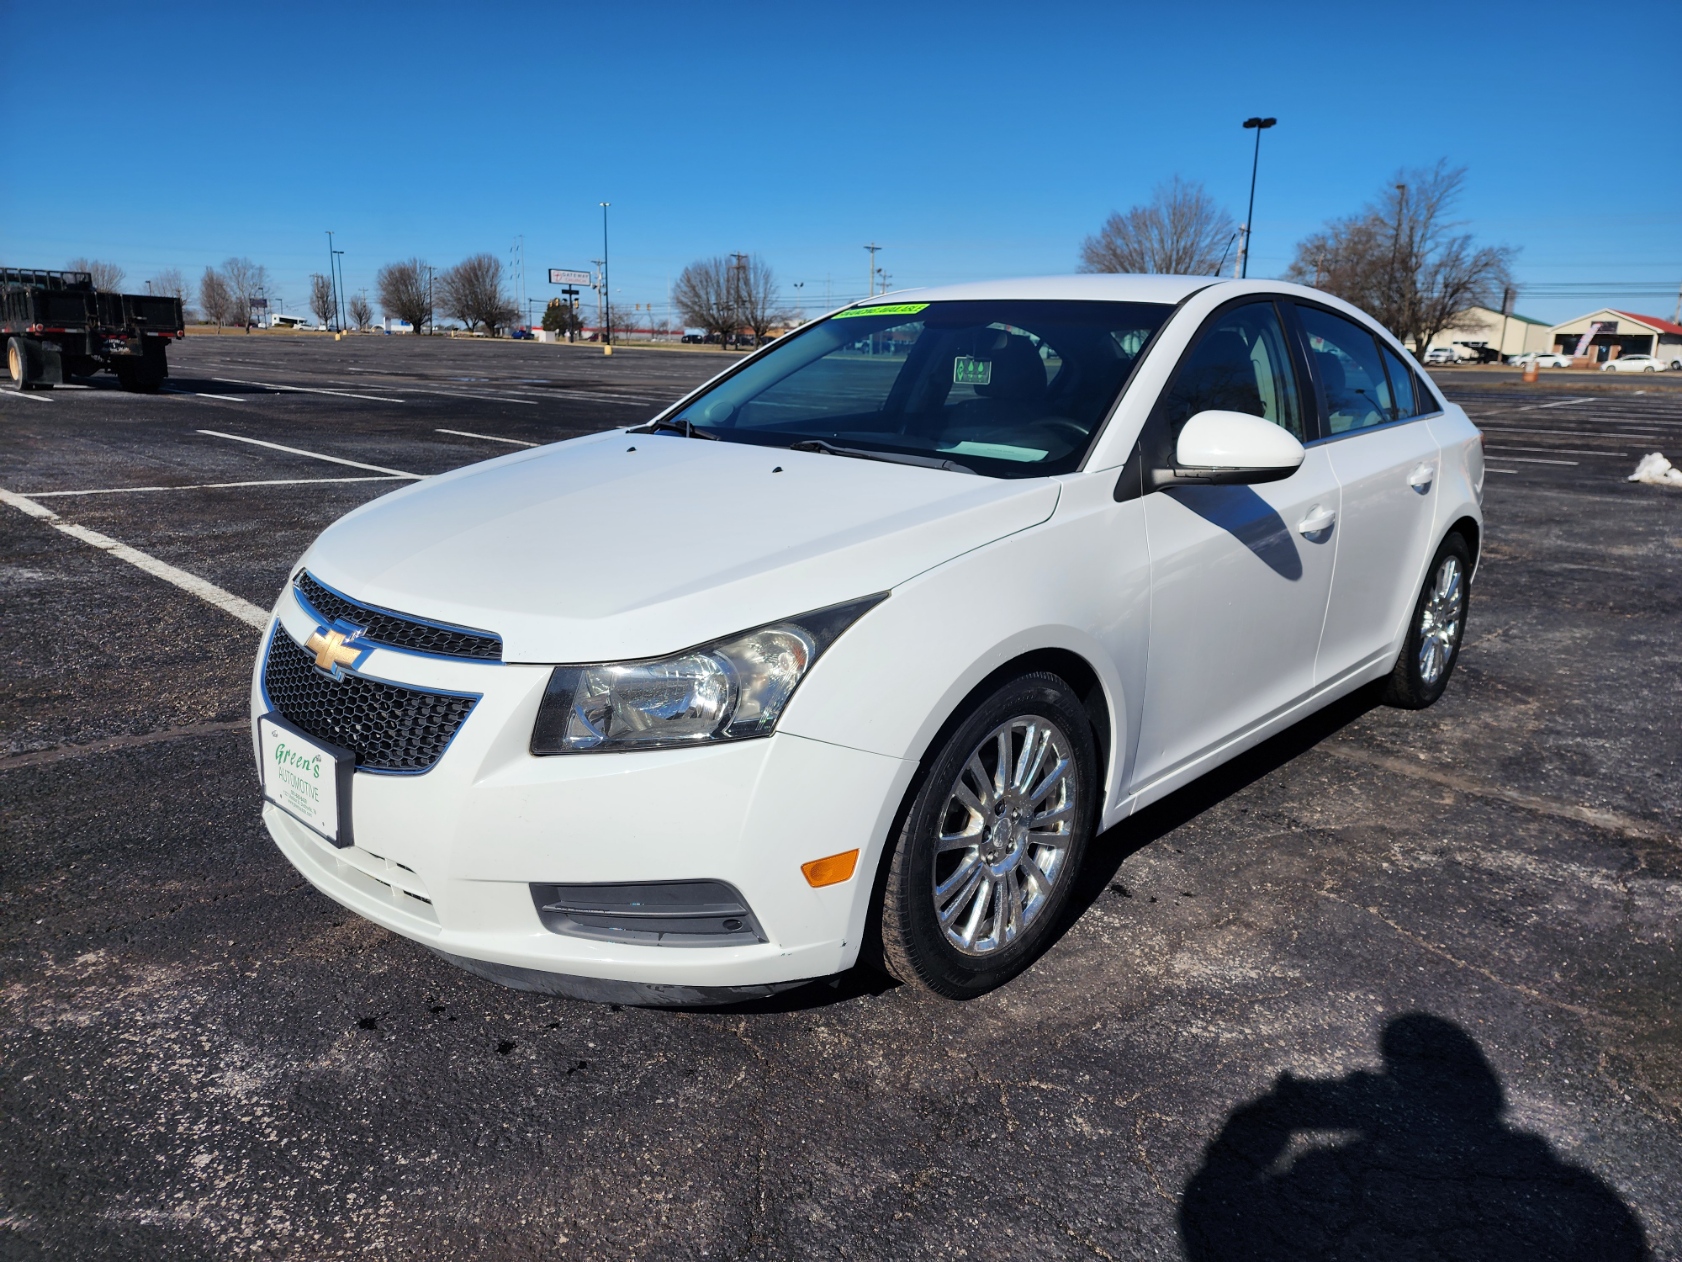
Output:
[
  {"xmin": 251, "ymin": 276, "xmax": 1484, "ymax": 1003},
  {"xmin": 1509, "ymin": 351, "xmax": 1573, "ymax": 368},
  {"xmin": 1600, "ymin": 354, "xmax": 1667, "ymax": 373}
]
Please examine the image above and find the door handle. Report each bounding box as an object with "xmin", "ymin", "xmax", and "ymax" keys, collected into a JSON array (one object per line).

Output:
[
  {"xmin": 1408, "ymin": 462, "xmax": 1436, "ymax": 492},
  {"xmin": 1297, "ymin": 505, "xmax": 1336, "ymax": 536}
]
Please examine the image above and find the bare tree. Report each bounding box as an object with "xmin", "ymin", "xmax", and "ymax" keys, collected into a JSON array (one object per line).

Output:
[
  {"xmin": 438, "ymin": 254, "xmax": 516, "ymax": 335},
  {"xmin": 67, "ymin": 257, "xmax": 126, "ymax": 291},
  {"xmin": 198, "ymin": 267, "xmax": 234, "ymax": 331},
  {"xmin": 735, "ymin": 255, "xmax": 783, "ymax": 344},
  {"xmin": 1284, "ymin": 161, "xmax": 1514, "ymax": 354},
  {"xmin": 219, "ymin": 257, "xmax": 269, "ymax": 330},
  {"xmin": 376, "ymin": 258, "xmax": 432, "ymax": 333},
  {"xmin": 309, "ymin": 274, "xmax": 336, "ymax": 328},
  {"xmin": 673, "ymin": 257, "xmax": 738, "ymax": 344},
  {"xmin": 1078, "ymin": 177, "xmax": 1236, "ymax": 275},
  {"xmin": 349, "ymin": 291, "xmax": 373, "ymax": 331}
]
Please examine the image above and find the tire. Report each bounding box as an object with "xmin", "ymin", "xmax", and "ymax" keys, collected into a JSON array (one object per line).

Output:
[
  {"xmin": 1383, "ymin": 533, "xmax": 1472, "ymax": 710},
  {"xmin": 878, "ymin": 671, "xmax": 1098, "ymax": 999},
  {"xmin": 7, "ymin": 336, "xmax": 39, "ymax": 389}
]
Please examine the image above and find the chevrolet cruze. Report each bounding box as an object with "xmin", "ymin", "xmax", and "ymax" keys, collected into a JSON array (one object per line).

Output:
[{"xmin": 252, "ymin": 275, "xmax": 1483, "ymax": 1003}]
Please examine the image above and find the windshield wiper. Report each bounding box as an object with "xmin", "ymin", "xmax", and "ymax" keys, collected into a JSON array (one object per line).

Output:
[
  {"xmin": 788, "ymin": 439, "xmax": 976, "ymax": 475},
  {"xmin": 627, "ymin": 416, "xmax": 717, "ymax": 440}
]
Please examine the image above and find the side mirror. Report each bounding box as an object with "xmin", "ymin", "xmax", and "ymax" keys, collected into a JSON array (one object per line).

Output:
[{"xmin": 1172, "ymin": 410, "xmax": 1305, "ymax": 485}]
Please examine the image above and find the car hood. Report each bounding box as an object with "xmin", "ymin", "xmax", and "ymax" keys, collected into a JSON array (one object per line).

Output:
[{"xmin": 301, "ymin": 431, "xmax": 1060, "ymax": 662}]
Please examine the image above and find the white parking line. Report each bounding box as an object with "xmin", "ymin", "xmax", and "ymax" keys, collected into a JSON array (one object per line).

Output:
[
  {"xmin": 381, "ymin": 386, "xmax": 537, "ymax": 405},
  {"xmin": 23, "ymin": 476, "xmax": 405, "ymax": 498},
  {"xmin": 0, "ymin": 488, "xmax": 269, "ymax": 629},
  {"xmin": 197, "ymin": 430, "xmax": 423, "ymax": 478},
  {"xmin": 1498, "ymin": 456, "xmax": 1579, "ymax": 465},
  {"xmin": 165, "ymin": 388, "xmax": 249, "ymax": 402},
  {"xmin": 1520, "ymin": 397, "xmax": 1594, "ymax": 411},
  {"xmin": 1485, "ymin": 446, "xmax": 1627, "ymax": 457},
  {"xmin": 1, "ymin": 390, "xmax": 53, "ymax": 403},
  {"xmin": 211, "ymin": 377, "xmax": 405, "ymax": 403},
  {"xmin": 436, "ymin": 428, "xmax": 539, "ymax": 447},
  {"xmin": 1478, "ymin": 426, "xmax": 1663, "ymax": 441}
]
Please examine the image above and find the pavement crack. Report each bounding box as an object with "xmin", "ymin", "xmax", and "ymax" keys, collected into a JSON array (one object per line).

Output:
[{"xmin": 1319, "ymin": 741, "xmax": 1675, "ymax": 843}]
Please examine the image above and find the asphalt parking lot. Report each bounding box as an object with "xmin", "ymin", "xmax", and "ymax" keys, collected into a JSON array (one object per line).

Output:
[{"xmin": 2, "ymin": 336, "xmax": 1678, "ymax": 1259}]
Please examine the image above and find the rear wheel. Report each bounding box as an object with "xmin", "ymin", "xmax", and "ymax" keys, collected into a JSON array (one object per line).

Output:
[
  {"xmin": 1383, "ymin": 533, "xmax": 1472, "ymax": 710},
  {"xmin": 879, "ymin": 672, "xmax": 1098, "ymax": 998},
  {"xmin": 7, "ymin": 336, "xmax": 41, "ymax": 390}
]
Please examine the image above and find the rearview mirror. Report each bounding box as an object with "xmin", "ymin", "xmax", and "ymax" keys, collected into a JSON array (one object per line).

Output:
[{"xmin": 1172, "ymin": 410, "xmax": 1305, "ymax": 485}]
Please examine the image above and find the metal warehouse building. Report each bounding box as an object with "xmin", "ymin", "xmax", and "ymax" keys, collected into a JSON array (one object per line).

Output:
[{"xmin": 1549, "ymin": 309, "xmax": 1682, "ymax": 366}]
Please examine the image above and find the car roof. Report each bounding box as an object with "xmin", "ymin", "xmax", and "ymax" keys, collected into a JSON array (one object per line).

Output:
[{"xmin": 857, "ymin": 274, "xmax": 1219, "ymax": 306}]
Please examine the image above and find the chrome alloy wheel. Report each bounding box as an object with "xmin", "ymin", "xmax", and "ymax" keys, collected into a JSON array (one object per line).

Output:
[
  {"xmin": 931, "ymin": 715, "xmax": 1078, "ymax": 956},
  {"xmin": 1417, "ymin": 554, "xmax": 1465, "ymax": 686}
]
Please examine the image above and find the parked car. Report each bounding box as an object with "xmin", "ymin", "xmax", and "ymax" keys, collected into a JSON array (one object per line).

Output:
[
  {"xmin": 252, "ymin": 276, "xmax": 1483, "ymax": 1004},
  {"xmin": 1510, "ymin": 351, "xmax": 1573, "ymax": 368},
  {"xmin": 1423, "ymin": 347, "xmax": 1456, "ymax": 365},
  {"xmin": 1600, "ymin": 353, "xmax": 1666, "ymax": 373}
]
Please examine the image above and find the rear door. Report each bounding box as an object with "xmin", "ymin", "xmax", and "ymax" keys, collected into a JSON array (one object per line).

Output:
[{"xmin": 1291, "ymin": 303, "xmax": 1442, "ymax": 684}]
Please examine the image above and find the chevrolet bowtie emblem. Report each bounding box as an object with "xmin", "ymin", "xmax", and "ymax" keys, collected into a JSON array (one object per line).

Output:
[{"xmin": 305, "ymin": 626, "xmax": 367, "ymax": 675}]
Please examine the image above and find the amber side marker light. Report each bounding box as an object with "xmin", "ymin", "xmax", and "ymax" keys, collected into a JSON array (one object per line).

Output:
[{"xmin": 801, "ymin": 849, "xmax": 859, "ymax": 888}]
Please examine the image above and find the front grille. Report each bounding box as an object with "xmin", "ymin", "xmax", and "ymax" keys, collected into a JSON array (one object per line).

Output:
[
  {"xmin": 263, "ymin": 630, "xmax": 478, "ymax": 773},
  {"xmin": 295, "ymin": 571, "xmax": 503, "ymax": 661},
  {"xmin": 530, "ymin": 880, "xmax": 766, "ymax": 946}
]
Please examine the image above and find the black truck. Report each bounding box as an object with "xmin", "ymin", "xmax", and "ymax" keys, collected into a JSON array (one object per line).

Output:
[{"xmin": 2, "ymin": 267, "xmax": 185, "ymax": 392}]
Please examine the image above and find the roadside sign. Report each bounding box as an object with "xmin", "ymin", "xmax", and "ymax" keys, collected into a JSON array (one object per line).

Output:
[
  {"xmin": 549, "ymin": 269, "xmax": 592, "ymax": 286},
  {"xmin": 250, "ymin": 297, "xmax": 269, "ymax": 308}
]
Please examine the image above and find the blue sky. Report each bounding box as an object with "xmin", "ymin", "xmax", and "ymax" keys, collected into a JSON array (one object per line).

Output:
[{"xmin": 4, "ymin": 2, "xmax": 1677, "ymax": 327}]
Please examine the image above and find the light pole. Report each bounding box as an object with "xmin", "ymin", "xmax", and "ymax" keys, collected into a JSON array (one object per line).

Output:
[
  {"xmin": 332, "ymin": 249, "xmax": 347, "ymax": 332},
  {"xmin": 599, "ymin": 202, "xmax": 611, "ymax": 346},
  {"xmin": 1239, "ymin": 117, "xmax": 1276, "ymax": 279},
  {"xmin": 325, "ymin": 231, "xmax": 339, "ymax": 329}
]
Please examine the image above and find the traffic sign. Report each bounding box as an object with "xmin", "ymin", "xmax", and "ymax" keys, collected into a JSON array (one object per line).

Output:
[{"xmin": 549, "ymin": 268, "xmax": 591, "ymax": 286}]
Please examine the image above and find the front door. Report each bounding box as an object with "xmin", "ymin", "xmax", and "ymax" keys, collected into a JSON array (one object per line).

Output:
[
  {"xmin": 1130, "ymin": 300, "xmax": 1340, "ymax": 793},
  {"xmin": 1293, "ymin": 305, "xmax": 1443, "ymax": 683}
]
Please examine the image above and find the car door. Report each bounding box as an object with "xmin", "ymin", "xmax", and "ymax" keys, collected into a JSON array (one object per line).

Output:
[
  {"xmin": 1126, "ymin": 299, "xmax": 1340, "ymax": 793},
  {"xmin": 1292, "ymin": 303, "xmax": 1443, "ymax": 684}
]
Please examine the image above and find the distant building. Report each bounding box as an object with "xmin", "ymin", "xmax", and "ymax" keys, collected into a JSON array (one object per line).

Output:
[
  {"xmin": 1419, "ymin": 306, "xmax": 1551, "ymax": 359},
  {"xmin": 1547, "ymin": 309, "xmax": 1682, "ymax": 364}
]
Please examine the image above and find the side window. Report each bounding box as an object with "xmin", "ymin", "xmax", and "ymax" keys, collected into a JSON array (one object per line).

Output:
[
  {"xmin": 1379, "ymin": 345, "xmax": 1418, "ymax": 419},
  {"xmin": 1162, "ymin": 302, "xmax": 1303, "ymax": 439},
  {"xmin": 1298, "ymin": 307, "xmax": 1392, "ymax": 434}
]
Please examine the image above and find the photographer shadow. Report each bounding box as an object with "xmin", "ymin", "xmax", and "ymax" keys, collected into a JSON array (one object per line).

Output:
[{"xmin": 1179, "ymin": 1013, "xmax": 1650, "ymax": 1261}]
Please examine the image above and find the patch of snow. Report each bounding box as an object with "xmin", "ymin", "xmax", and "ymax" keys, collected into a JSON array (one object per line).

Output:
[{"xmin": 1628, "ymin": 452, "xmax": 1682, "ymax": 487}]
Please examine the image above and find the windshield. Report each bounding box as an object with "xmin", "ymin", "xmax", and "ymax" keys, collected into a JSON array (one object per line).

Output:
[{"xmin": 665, "ymin": 299, "xmax": 1172, "ymax": 477}]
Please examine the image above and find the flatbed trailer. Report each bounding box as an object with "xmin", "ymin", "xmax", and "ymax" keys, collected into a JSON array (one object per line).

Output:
[{"xmin": 2, "ymin": 267, "xmax": 185, "ymax": 392}]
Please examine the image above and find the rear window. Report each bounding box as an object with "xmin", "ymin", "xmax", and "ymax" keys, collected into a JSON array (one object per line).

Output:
[{"xmin": 669, "ymin": 299, "xmax": 1173, "ymax": 477}]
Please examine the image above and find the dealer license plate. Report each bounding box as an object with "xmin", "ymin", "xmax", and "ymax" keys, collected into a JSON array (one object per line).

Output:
[{"xmin": 258, "ymin": 713, "xmax": 354, "ymax": 848}]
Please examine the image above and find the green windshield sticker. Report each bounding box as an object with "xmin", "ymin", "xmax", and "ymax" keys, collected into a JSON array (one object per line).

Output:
[
  {"xmin": 833, "ymin": 302, "xmax": 929, "ymax": 319},
  {"xmin": 953, "ymin": 356, "xmax": 992, "ymax": 386}
]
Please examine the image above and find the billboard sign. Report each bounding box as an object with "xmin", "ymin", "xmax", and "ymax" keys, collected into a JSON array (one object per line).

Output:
[{"xmin": 549, "ymin": 268, "xmax": 592, "ymax": 286}]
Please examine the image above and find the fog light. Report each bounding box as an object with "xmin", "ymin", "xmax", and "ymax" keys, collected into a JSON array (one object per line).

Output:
[{"xmin": 801, "ymin": 849, "xmax": 859, "ymax": 888}]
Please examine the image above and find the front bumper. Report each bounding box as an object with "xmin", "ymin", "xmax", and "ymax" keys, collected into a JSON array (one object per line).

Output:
[{"xmin": 253, "ymin": 597, "xmax": 913, "ymax": 996}]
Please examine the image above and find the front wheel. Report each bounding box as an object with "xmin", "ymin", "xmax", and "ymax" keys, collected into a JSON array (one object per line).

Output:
[
  {"xmin": 1384, "ymin": 534, "xmax": 1472, "ymax": 710},
  {"xmin": 878, "ymin": 672, "xmax": 1098, "ymax": 999}
]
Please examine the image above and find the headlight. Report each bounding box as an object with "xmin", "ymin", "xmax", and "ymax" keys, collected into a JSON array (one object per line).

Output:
[{"xmin": 530, "ymin": 594, "xmax": 886, "ymax": 755}]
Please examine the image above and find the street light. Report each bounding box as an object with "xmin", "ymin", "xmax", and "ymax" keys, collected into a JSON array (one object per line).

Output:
[
  {"xmin": 325, "ymin": 231, "xmax": 338, "ymax": 329},
  {"xmin": 599, "ymin": 201, "xmax": 611, "ymax": 347},
  {"xmin": 1240, "ymin": 117, "xmax": 1276, "ymax": 280}
]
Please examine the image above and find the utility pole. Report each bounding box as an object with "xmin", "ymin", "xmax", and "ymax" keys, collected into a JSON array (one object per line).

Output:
[
  {"xmin": 1239, "ymin": 117, "xmax": 1276, "ymax": 279},
  {"xmin": 599, "ymin": 202, "xmax": 611, "ymax": 346},
  {"xmin": 730, "ymin": 252, "xmax": 748, "ymax": 345},
  {"xmin": 1499, "ymin": 285, "xmax": 1515, "ymax": 359},
  {"xmin": 591, "ymin": 259, "xmax": 606, "ymax": 337},
  {"xmin": 863, "ymin": 243, "xmax": 880, "ymax": 297},
  {"xmin": 425, "ymin": 265, "xmax": 435, "ymax": 335},
  {"xmin": 1673, "ymin": 279, "xmax": 1681, "ymax": 326}
]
